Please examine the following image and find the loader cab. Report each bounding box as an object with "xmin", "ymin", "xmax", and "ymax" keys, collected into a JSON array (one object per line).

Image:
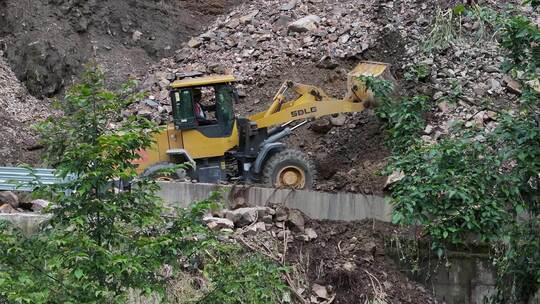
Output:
[{"xmin": 170, "ymin": 74, "xmax": 238, "ymax": 138}]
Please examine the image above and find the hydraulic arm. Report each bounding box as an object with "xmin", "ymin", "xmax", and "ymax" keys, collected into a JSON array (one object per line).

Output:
[
  {"xmin": 249, "ymin": 61, "xmax": 393, "ymax": 130},
  {"xmin": 135, "ymin": 61, "xmax": 394, "ymax": 189}
]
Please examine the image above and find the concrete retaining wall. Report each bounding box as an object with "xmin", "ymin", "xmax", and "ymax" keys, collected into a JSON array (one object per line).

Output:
[
  {"xmin": 156, "ymin": 182, "xmax": 393, "ymax": 222},
  {"xmin": 0, "ymin": 213, "xmax": 50, "ymax": 235},
  {"xmin": 5, "ymin": 183, "xmax": 536, "ymax": 304},
  {"xmin": 425, "ymin": 254, "xmax": 496, "ymax": 304},
  {"xmin": 157, "ymin": 182, "xmax": 507, "ymax": 304}
]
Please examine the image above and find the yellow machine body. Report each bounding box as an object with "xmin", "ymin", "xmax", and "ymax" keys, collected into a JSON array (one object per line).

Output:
[{"xmin": 135, "ymin": 61, "xmax": 393, "ymax": 176}]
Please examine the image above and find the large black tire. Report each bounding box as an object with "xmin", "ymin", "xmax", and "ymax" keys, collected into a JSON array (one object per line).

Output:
[
  {"xmin": 141, "ymin": 162, "xmax": 187, "ymax": 181},
  {"xmin": 262, "ymin": 149, "xmax": 316, "ymax": 190}
]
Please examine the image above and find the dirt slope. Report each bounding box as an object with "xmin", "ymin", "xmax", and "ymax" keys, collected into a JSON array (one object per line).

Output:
[
  {"xmin": 0, "ymin": 0, "xmax": 241, "ymax": 166},
  {"xmin": 204, "ymin": 205, "xmax": 438, "ymax": 303},
  {"xmin": 0, "ymin": 57, "xmax": 50, "ymax": 166},
  {"xmin": 135, "ymin": 0, "xmax": 439, "ymax": 194},
  {"xmin": 1, "ymin": 0, "xmax": 527, "ymax": 191},
  {"xmin": 138, "ymin": 0, "xmax": 525, "ymax": 195},
  {"xmin": 0, "ymin": 0, "xmax": 240, "ymax": 97},
  {"xmin": 289, "ymin": 219, "xmax": 436, "ymax": 304}
]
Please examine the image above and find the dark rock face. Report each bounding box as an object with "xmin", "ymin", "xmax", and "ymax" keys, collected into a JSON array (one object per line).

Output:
[
  {"xmin": 7, "ymin": 39, "xmax": 77, "ymax": 97},
  {"xmin": 0, "ymin": 0, "xmax": 241, "ymax": 97},
  {"xmin": 0, "ymin": 0, "xmax": 240, "ymax": 166}
]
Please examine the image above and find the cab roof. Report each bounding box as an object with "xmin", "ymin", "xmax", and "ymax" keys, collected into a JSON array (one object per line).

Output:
[{"xmin": 170, "ymin": 75, "xmax": 236, "ymax": 89}]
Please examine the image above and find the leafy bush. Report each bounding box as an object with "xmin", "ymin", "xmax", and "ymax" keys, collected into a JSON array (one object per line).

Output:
[
  {"xmin": 0, "ymin": 66, "xmax": 287, "ymax": 303},
  {"xmin": 201, "ymin": 250, "xmax": 288, "ymax": 303},
  {"xmin": 404, "ymin": 63, "xmax": 431, "ymax": 82},
  {"xmin": 376, "ymin": 95, "xmax": 429, "ymax": 153},
  {"xmin": 501, "ymin": 14, "xmax": 540, "ymax": 73},
  {"xmin": 374, "ymin": 1, "xmax": 540, "ymax": 301},
  {"xmin": 386, "ymin": 133, "xmax": 519, "ymax": 255},
  {"xmin": 492, "ymin": 219, "xmax": 540, "ymax": 303},
  {"xmin": 357, "ymin": 75, "xmax": 428, "ymax": 153}
]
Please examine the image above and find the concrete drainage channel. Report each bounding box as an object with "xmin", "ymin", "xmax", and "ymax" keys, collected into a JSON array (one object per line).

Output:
[{"xmin": 2, "ymin": 181, "xmax": 504, "ymax": 304}]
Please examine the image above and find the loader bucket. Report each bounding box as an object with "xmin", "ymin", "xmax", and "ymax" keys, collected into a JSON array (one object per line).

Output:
[{"xmin": 345, "ymin": 61, "xmax": 396, "ymax": 107}]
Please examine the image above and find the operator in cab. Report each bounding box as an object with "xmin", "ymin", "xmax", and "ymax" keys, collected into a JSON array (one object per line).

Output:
[{"xmin": 193, "ymin": 88, "xmax": 216, "ymax": 126}]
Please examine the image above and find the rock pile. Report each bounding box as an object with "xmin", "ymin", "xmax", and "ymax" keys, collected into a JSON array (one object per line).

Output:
[
  {"xmin": 204, "ymin": 205, "xmax": 317, "ymax": 241},
  {"xmin": 134, "ymin": 0, "xmax": 391, "ymax": 121},
  {"xmin": 203, "ymin": 204, "xmax": 437, "ymax": 303},
  {"xmin": 0, "ymin": 57, "xmax": 52, "ymax": 166},
  {"xmin": 124, "ymin": 0, "xmax": 430, "ymax": 194},
  {"xmin": 130, "ymin": 0, "xmax": 528, "ymax": 195},
  {"xmin": 406, "ymin": 37, "xmax": 521, "ymax": 144},
  {"xmin": 0, "ymin": 191, "xmax": 50, "ymax": 214},
  {"xmin": 399, "ymin": 2, "xmax": 538, "ymax": 145},
  {"xmin": 139, "ymin": 0, "xmax": 501, "ymax": 113},
  {"xmin": 203, "ymin": 204, "xmax": 330, "ymax": 302}
]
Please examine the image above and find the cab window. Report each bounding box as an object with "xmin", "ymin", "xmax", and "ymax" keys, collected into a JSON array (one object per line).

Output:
[
  {"xmin": 171, "ymin": 89, "xmax": 196, "ymax": 128},
  {"xmin": 215, "ymin": 84, "xmax": 234, "ymax": 128}
]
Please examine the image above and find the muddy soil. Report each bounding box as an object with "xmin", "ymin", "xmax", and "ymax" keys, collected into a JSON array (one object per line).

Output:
[
  {"xmin": 235, "ymin": 29, "xmax": 406, "ymax": 195},
  {"xmin": 288, "ymin": 219, "xmax": 436, "ymax": 304}
]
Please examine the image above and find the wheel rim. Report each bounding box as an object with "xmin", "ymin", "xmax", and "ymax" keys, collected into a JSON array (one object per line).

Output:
[
  {"xmin": 276, "ymin": 166, "xmax": 306, "ymax": 189},
  {"xmin": 155, "ymin": 176, "xmax": 174, "ymax": 182}
]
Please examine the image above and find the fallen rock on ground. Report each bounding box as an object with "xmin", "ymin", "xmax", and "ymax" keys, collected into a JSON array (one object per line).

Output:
[
  {"xmin": 330, "ymin": 114, "xmax": 347, "ymax": 127},
  {"xmin": 224, "ymin": 206, "xmax": 274, "ymax": 227},
  {"xmin": 31, "ymin": 199, "xmax": 51, "ymax": 213},
  {"xmin": 310, "ymin": 118, "xmax": 332, "ymax": 134},
  {"xmin": 202, "ymin": 203, "xmax": 437, "ymax": 303},
  {"xmin": 288, "ymin": 15, "xmax": 321, "ymax": 33},
  {"xmin": 203, "ymin": 216, "xmax": 235, "ymax": 230},
  {"xmin": 0, "ymin": 204, "xmax": 18, "ymax": 214},
  {"xmin": 0, "ymin": 191, "xmax": 19, "ymax": 209}
]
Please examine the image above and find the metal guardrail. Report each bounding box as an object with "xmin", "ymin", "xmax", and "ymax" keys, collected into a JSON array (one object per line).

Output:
[{"xmin": 0, "ymin": 167, "xmax": 66, "ymax": 191}]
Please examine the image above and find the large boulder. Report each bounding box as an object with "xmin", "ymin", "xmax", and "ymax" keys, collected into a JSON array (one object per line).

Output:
[
  {"xmin": 203, "ymin": 216, "xmax": 235, "ymax": 230},
  {"xmin": 288, "ymin": 15, "xmax": 321, "ymax": 33},
  {"xmin": 224, "ymin": 207, "xmax": 274, "ymax": 227},
  {"xmin": 0, "ymin": 191, "xmax": 19, "ymax": 208},
  {"xmin": 31, "ymin": 199, "xmax": 51, "ymax": 213}
]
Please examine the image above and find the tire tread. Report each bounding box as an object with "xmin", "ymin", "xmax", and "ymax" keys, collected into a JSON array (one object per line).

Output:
[{"xmin": 261, "ymin": 149, "xmax": 316, "ymax": 189}]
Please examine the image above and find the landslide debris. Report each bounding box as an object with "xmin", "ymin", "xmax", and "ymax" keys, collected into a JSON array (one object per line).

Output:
[
  {"xmin": 204, "ymin": 204, "xmax": 438, "ymax": 303},
  {"xmin": 0, "ymin": 0, "xmax": 241, "ymax": 166},
  {"xmin": 0, "ymin": 57, "xmax": 51, "ymax": 166},
  {"xmin": 1, "ymin": 0, "xmax": 529, "ymax": 194},
  {"xmin": 136, "ymin": 0, "xmax": 526, "ymax": 195},
  {"xmin": 0, "ymin": 190, "xmax": 49, "ymax": 214}
]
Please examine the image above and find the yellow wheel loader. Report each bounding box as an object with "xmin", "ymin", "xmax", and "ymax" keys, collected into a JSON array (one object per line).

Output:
[{"xmin": 134, "ymin": 61, "xmax": 394, "ymax": 189}]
